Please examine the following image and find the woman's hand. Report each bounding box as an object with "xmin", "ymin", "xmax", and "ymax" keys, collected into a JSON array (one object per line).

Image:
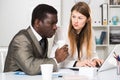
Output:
[
  {"xmin": 92, "ymin": 58, "xmax": 104, "ymax": 67},
  {"xmin": 76, "ymin": 60, "xmax": 96, "ymax": 67}
]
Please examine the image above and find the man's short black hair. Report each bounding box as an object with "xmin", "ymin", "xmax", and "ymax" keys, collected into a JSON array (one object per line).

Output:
[{"xmin": 31, "ymin": 4, "xmax": 57, "ymax": 26}]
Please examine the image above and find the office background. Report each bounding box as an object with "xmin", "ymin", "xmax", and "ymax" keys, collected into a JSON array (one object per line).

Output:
[{"xmin": 0, "ymin": 0, "xmax": 120, "ymax": 59}]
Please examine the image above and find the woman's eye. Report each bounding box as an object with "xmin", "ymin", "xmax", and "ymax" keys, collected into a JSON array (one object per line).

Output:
[
  {"xmin": 72, "ymin": 15, "xmax": 76, "ymax": 18},
  {"xmin": 78, "ymin": 17, "xmax": 82, "ymax": 19}
]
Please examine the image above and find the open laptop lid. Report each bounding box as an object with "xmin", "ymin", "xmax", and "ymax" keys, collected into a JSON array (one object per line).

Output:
[{"xmin": 98, "ymin": 45, "xmax": 120, "ymax": 72}]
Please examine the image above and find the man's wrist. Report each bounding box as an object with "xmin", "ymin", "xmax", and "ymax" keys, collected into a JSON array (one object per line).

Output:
[{"xmin": 53, "ymin": 58, "xmax": 59, "ymax": 65}]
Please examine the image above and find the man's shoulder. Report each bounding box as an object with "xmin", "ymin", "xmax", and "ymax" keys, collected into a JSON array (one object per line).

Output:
[
  {"xmin": 15, "ymin": 29, "xmax": 28, "ymax": 37},
  {"xmin": 15, "ymin": 27, "xmax": 30, "ymax": 35},
  {"xmin": 12, "ymin": 28, "xmax": 30, "ymax": 41}
]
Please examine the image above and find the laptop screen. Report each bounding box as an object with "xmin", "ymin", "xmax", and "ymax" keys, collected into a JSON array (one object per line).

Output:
[{"xmin": 98, "ymin": 45, "xmax": 120, "ymax": 72}]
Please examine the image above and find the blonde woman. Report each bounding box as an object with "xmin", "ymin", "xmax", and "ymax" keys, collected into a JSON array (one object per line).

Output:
[{"xmin": 50, "ymin": 2, "xmax": 103, "ymax": 68}]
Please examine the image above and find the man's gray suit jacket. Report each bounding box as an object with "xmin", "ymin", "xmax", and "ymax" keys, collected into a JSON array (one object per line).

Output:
[{"xmin": 4, "ymin": 27, "xmax": 57, "ymax": 75}]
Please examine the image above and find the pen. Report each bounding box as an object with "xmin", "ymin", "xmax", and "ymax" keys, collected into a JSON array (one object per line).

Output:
[
  {"xmin": 58, "ymin": 75, "xmax": 63, "ymax": 78},
  {"xmin": 113, "ymin": 52, "xmax": 120, "ymax": 61},
  {"xmin": 118, "ymin": 55, "xmax": 120, "ymax": 61},
  {"xmin": 113, "ymin": 52, "xmax": 117, "ymax": 60},
  {"xmin": 52, "ymin": 73, "xmax": 63, "ymax": 78},
  {"xmin": 114, "ymin": 52, "xmax": 117, "ymax": 56}
]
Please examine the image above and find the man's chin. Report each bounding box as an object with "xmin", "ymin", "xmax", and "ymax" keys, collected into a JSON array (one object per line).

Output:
[{"xmin": 48, "ymin": 35, "xmax": 54, "ymax": 38}]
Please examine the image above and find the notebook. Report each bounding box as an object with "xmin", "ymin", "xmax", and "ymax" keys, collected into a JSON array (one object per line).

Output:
[{"xmin": 98, "ymin": 44, "xmax": 120, "ymax": 72}]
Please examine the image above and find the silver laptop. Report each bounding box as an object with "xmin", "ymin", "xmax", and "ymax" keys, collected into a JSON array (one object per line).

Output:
[{"xmin": 98, "ymin": 44, "xmax": 120, "ymax": 72}]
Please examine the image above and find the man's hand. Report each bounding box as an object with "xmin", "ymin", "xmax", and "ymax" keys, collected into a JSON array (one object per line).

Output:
[{"xmin": 55, "ymin": 44, "xmax": 68, "ymax": 63}]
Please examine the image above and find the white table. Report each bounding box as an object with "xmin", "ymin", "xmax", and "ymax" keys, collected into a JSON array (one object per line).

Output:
[{"xmin": 0, "ymin": 68, "xmax": 120, "ymax": 80}]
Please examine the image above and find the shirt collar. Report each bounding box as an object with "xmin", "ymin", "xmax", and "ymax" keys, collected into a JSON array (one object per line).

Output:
[{"xmin": 30, "ymin": 26, "xmax": 42, "ymax": 41}]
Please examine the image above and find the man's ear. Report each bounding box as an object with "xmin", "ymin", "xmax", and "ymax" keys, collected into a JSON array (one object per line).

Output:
[{"xmin": 34, "ymin": 19, "xmax": 40, "ymax": 27}]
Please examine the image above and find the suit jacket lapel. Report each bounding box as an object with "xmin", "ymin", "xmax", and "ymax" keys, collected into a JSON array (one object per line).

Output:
[{"xmin": 27, "ymin": 27, "xmax": 43, "ymax": 56}]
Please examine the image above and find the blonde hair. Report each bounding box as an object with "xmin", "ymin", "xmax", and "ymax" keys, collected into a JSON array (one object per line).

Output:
[{"xmin": 68, "ymin": 2, "xmax": 92, "ymax": 60}]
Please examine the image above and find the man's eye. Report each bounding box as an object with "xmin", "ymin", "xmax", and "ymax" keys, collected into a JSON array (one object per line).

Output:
[
  {"xmin": 48, "ymin": 22, "xmax": 53, "ymax": 25},
  {"xmin": 46, "ymin": 21, "xmax": 51, "ymax": 24},
  {"xmin": 50, "ymin": 22, "xmax": 56, "ymax": 25}
]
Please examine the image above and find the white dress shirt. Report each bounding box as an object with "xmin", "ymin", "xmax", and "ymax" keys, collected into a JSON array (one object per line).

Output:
[{"xmin": 30, "ymin": 26, "xmax": 58, "ymax": 64}]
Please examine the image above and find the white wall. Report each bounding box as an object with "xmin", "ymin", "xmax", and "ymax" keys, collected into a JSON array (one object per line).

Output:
[
  {"xmin": 0, "ymin": 0, "xmax": 107, "ymax": 46},
  {"xmin": 0, "ymin": 0, "xmax": 110, "ymax": 60},
  {"xmin": 0, "ymin": 0, "xmax": 61, "ymax": 46},
  {"xmin": 61, "ymin": 0, "xmax": 75, "ymax": 28}
]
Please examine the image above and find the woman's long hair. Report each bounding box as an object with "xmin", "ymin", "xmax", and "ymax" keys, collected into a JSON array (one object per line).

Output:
[{"xmin": 68, "ymin": 2, "xmax": 92, "ymax": 60}]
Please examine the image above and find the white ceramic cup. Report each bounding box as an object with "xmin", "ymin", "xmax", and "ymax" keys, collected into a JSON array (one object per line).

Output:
[
  {"xmin": 40, "ymin": 64, "xmax": 53, "ymax": 80},
  {"xmin": 56, "ymin": 40, "xmax": 66, "ymax": 48}
]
